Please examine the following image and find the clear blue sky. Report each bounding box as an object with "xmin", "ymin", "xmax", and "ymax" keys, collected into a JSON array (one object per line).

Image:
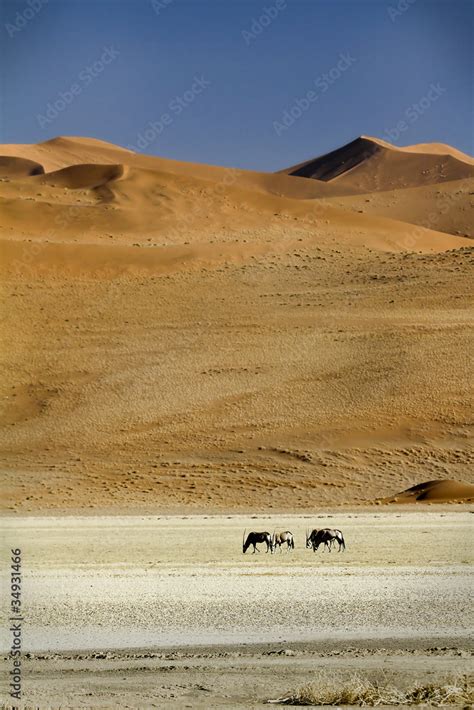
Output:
[{"xmin": 1, "ymin": 0, "xmax": 472, "ymax": 170}]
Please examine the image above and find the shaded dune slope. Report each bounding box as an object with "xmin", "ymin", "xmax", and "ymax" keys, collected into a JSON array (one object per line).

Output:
[
  {"xmin": 35, "ymin": 163, "xmax": 125, "ymax": 190},
  {"xmin": 282, "ymin": 137, "xmax": 382, "ymax": 181},
  {"xmin": 0, "ymin": 155, "xmax": 45, "ymax": 178}
]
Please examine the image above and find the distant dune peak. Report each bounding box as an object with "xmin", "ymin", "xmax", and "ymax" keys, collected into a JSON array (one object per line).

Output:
[
  {"xmin": 280, "ymin": 135, "xmax": 474, "ymax": 192},
  {"xmin": 39, "ymin": 135, "xmax": 136, "ymax": 153}
]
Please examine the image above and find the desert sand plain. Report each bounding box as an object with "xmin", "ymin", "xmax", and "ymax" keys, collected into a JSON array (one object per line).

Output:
[{"xmin": 0, "ymin": 136, "xmax": 473, "ymax": 706}]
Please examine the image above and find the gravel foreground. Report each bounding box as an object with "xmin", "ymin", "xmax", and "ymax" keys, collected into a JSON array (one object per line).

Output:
[{"xmin": 0, "ymin": 510, "xmax": 472, "ymax": 707}]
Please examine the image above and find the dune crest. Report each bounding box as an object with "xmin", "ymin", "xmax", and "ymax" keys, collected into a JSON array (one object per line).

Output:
[{"xmin": 361, "ymin": 135, "xmax": 474, "ymax": 164}]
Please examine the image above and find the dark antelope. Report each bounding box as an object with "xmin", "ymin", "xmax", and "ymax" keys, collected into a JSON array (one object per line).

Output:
[
  {"xmin": 242, "ymin": 529, "xmax": 273, "ymax": 554},
  {"xmin": 306, "ymin": 528, "xmax": 345, "ymax": 552},
  {"xmin": 271, "ymin": 530, "xmax": 295, "ymax": 553}
]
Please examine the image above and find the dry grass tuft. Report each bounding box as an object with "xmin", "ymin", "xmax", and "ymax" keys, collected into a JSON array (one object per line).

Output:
[{"xmin": 268, "ymin": 673, "xmax": 473, "ymax": 706}]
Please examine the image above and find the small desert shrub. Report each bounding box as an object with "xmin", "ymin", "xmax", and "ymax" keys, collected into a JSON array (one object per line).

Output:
[{"xmin": 268, "ymin": 673, "xmax": 473, "ymax": 706}]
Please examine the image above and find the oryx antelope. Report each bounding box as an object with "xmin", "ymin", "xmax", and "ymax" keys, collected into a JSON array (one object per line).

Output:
[
  {"xmin": 271, "ymin": 530, "xmax": 295, "ymax": 553},
  {"xmin": 242, "ymin": 529, "xmax": 273, "ymax": 554},
  {"xmin": 306, "ymin": 528, "xmax": 345, "ymax": 552}
]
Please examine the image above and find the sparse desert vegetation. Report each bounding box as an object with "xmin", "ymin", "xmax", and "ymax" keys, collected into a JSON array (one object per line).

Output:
[{"xmin": 270, "ymin": 672, "xmax": 473, "ymax": 706}]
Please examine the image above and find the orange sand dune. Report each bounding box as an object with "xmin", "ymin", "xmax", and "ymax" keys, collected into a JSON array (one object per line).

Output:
[
  {"xmin": 0, "ymin": 136, "xmax": 344, "ymax": 199},
  {"xmin": 280, "ymin": 136, "xmax": 474, "ymax": 193},
  {"xmin": 0, "ymin": 136, "xmax": 134, "ymax": 172},
  {"xmin": 0, "ymin": 135, "xmax": 473, "ymax": 514},
  {"xmin": 384, "ymin": 479, "xmax": 474, "ymax": 504},
  {"xmin": 0, "ymin": 137, "xmax": 471, "ymax": 255}
]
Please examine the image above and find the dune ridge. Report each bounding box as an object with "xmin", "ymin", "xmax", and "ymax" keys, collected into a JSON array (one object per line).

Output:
[{"xmin": 0, "ymin": 135, "xmax": 472, "ymax": 259}]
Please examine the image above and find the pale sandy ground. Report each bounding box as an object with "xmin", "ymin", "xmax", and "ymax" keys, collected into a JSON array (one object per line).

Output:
[{"xmin": 0, "ymin": 511, "xmax": 472, "ymax": 707}]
